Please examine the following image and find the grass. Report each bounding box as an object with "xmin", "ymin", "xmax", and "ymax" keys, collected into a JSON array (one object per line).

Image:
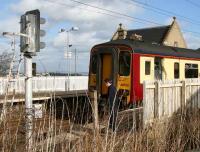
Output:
[{"xmin": 0, "ymin": 98, "xmax": 199, "ymax": 152}]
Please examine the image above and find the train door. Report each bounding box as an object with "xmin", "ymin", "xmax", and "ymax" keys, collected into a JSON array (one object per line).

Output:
[
  {"xmin": 101, "ymin": 54, "xmax": 112, "ymax": 95},
  {"xmin": 154, "ymin": 57, "xmax": 162, "ymax": 80}
]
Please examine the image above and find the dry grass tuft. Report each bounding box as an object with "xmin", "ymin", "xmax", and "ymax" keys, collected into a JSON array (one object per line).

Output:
[{"xmin": 0, "ymin": 101, "xmax": 199, "ymax": 152}]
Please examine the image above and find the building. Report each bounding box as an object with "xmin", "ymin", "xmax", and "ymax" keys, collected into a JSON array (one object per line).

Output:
[{"xmin": 111, "ymin": 17, "xmax": 187, "ymax": 48}]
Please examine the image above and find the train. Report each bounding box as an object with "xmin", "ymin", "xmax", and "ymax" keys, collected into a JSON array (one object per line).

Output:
[{"xmin": 88, "ymin": 39, "xmax": 200, "ymax": 108}]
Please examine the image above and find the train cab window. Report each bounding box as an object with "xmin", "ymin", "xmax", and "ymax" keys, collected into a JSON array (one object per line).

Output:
[
  {"xmin": 119, "ymin": 52, "xmax": 130, "ymax": 76},
  {"xmin": 145, "ymin": 61, "xmax": 151, "ymax": 75},
  {"xmin": 185, "ymin": 63, "xmax": 198, "ymax": 78},
  {"xmin": 91, "ymin": 54, "xmax": 97, "ymax": 74},
  {"xmin": 174, "ymin": 62, "xmax": 179, "ymax": 79}
]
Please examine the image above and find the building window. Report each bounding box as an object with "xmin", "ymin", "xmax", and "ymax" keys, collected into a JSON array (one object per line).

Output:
[
  {"xmin": 145, "ymin": 61, "xmax": 151, "ymax": 75},
  {"xmin": 174, "ymin": 62, "xmax": 179, "ymax": 79},
  {"xmin": 174, "ymin": 41, "xmax": 178, "ymax": 47},
  {"xmin": 185, "ymin": 63, "xmax": 198, "ymax": 78},
  {"xmin": 119, "ymin": 52, "xmax": 130, "ymax": 76}
]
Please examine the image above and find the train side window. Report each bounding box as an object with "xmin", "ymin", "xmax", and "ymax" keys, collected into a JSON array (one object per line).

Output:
[
  {"xmin": 91, "ymin": 54, "xmax": 97, "ymax": 74},
  {"xmin": 174, "ymin": 62, "xmax": 179, "ymax": 79},
  {"xmin": 119, "ymin": 52, "xmax": 130, "ymax": 76},
  {"xmin": 145, "ymin": 61, "xmax": 151, "ymax": 75},
  {"xmin": 185, "ymin": 63, "xmax": 198, "ymax": 78}
]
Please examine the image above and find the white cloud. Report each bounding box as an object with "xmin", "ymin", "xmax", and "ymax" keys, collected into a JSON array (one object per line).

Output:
[
  {"xmin": 10, "ymin": 0, "xmax": 140, "ymax": 21},
  {"xmin": 6, "ymin": 0, "xmax": 143, "ymax": 72},
  {"xmin": 0, "ymin": 16, "xmax": 20, "ymax": 54},
  {"xmin": 53, "ymin": 30, "xmax": 104, "ymax": 48},
  {"xmin": 0, "ymin": 16, "xmax": 19, "ymax": 33}
]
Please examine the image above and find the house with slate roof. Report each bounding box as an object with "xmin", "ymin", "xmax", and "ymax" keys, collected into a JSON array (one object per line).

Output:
[{"xmin": 111, "ymin": 17, "xmax": 187, "ymax": 48}]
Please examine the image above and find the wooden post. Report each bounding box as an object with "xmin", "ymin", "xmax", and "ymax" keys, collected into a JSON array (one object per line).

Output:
[
  {"xmin": 90, "ymin": 90, "xmax": 99, "ymax": 132},
  {"xmin": 89, "ymin": 90, "xmax": 99, "ymax": 151},
  {"xmin": 142, "ymin": 81, "xmax": 147, "ymax": 125},
  {"xmin": 154, "ymin": 81, "xmax": 160, "ymax": 118}
]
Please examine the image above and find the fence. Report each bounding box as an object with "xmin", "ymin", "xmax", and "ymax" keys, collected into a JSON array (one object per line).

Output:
[
  {"xmin": 0, "ymin": 76, "xmax": 88, "ymax": 95},
  {"xmin": 143, "ymin": 79, "xmax": 200, "ymax": 124}
]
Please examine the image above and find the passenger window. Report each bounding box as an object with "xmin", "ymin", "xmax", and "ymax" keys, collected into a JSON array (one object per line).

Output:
[
  {"xmin": 145, "ymin": 61, "xmax": 151, "ymax": 75},
  {"xmin": 91, "ymin": 54, "xmax": 97, "ymax": 74},
  {"xmin": 185, "ymin": 63, "xmax": 198, "ymax": 78},
  {"xmin": 119, "ymin": 52, "xmax": 130, "ymax": 76},
  {"xmin": 174, "ymin": 62, "xmax": 179, "ymax": 79}
]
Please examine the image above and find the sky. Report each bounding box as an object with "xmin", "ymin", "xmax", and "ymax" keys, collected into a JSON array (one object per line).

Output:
[{"xmin": 0, "ymin": 0, "xmax": 200, "ymax": 74}]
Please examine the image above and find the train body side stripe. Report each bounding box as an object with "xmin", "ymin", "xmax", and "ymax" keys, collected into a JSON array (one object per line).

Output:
[
  {"xmin": 134, "ymin": 52, "xmax": 200, "ymax": 61},
  {"xmin": 130, "ymin": 53, "xmax": 143, "ymax": 103}
]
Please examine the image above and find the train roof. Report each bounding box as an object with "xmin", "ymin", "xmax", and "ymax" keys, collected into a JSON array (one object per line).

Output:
[{"xmin": 96, "ymin": 39, "xmax": 200, "ymax": 59}]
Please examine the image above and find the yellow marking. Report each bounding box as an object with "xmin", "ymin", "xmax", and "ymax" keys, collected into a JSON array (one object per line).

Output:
[
  {"xmin": 117, "ymin": 76, "xmax": 131, "ymax": 90},
  {"xmin": 117, "ymin": 75, "xmax": 131, "ymax": 103},
  {"xmin": 89, "ymin": 74, "xmax": 96, "ymax": 86},
  {"xmin": 102, "ymin": 54, "xmax": 112, "ymax": 95}
]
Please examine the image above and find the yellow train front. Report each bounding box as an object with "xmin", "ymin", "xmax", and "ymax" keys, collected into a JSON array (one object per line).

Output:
[{"xmin": 88, "ymin": 39, "xmax": 200, "ymax": 109}]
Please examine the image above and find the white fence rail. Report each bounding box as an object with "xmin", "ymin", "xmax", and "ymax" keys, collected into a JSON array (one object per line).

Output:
[
  {"xmin": 143, "ymin": 79, "xmax": 200, "ymax": 124},
  {"xmin": 0, "ymin": 76, "xmax": 88, "ymax": 95}
]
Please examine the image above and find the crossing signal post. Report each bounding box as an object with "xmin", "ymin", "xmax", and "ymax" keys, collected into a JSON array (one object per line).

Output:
[{"xmin": 20, "ymin": 9, "xmax": 45, "ymax": 150}]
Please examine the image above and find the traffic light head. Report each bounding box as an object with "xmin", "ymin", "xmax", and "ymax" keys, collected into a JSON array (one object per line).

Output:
[{"xmin": 20, "ymin": 9, "xmax": 45, "ymax": 55}]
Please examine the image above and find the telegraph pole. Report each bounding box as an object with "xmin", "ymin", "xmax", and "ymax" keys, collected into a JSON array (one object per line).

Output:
[
  {"xmin": 59, "ymin": 27, "xmax": 78, "ymax": 87},
  {"xmin": 75, "ymin": 48, "xmax": 77, "ymax": 75}
]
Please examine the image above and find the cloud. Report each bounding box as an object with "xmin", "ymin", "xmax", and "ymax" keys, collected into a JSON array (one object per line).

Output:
[
  {"xmin": 6, "ymin": 0, "xmax": 143, "ymax": 72},
  {"xmin": 0, "ymin": 16, "xmax": 19, "ymax": 33},
  {"xmin": 10, "ymin": 0, "xmax": 140, "ymax": 21},
  {"xmin": 0, "ymin": 16, "xmax": 21, "ymax": 55}
]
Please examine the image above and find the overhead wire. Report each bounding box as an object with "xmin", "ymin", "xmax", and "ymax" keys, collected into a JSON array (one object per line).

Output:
[
  {"xmin": 124, "ymin": 0, "xmax": 200, "ymax": 26},
  {"xmin": 68, "ymin": 0, "xmax": 163, "ymax": 25},
  {"xmin": 68, "ymin": 0, "xmax": 200, "ymax": 36},
  {"xmin": 42, "ymin": 0, "xmax": 147, "ymax": 24},
  {"xmin": 43, "ymin": 0, "xmax": 200, "ymax": 38},
  {"xmin": 184, "ymin": 0, "xmax": 200, "ymax": 8},
  {"xmin": 122, "ymin": 0, "xmax": 200, "ymax": 26}
]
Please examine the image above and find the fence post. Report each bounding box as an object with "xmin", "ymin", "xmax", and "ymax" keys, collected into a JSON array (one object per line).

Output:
[
  {"xmin": 143, "ymin": 81, "xmax": 147, "ymax": 125},
  {"xmin": 154, "ymin": 81, "xmax": 160, "ymax": 118},
  {"xmin": 181, "ymin": 80, "xmax": 186, "ymax": 110},
  {"xmin": 89, "ymin": 90, "xmax": 99, "ymax": 133},
  {"xmin": 89, "ymin": 90, "xmax": 100, "ymax": 151}
]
